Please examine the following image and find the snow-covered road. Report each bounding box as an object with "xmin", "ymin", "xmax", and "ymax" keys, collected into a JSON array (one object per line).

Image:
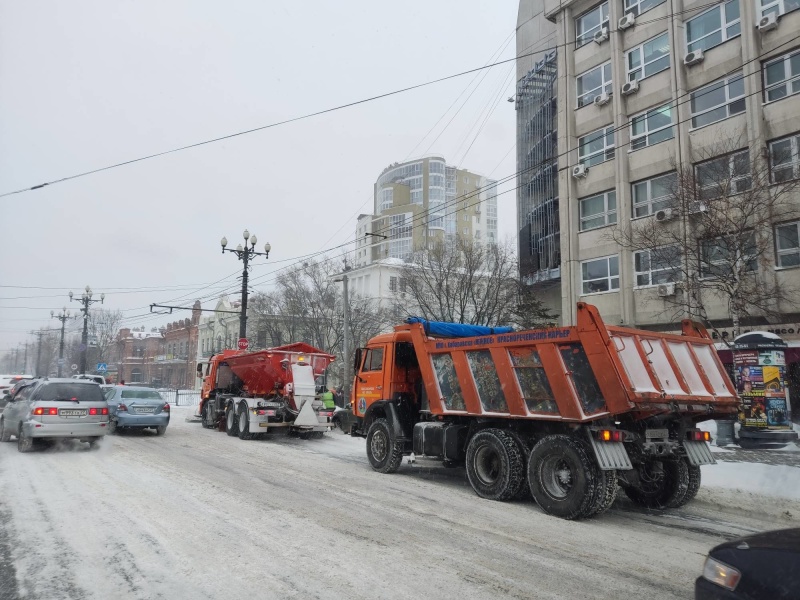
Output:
[{"xmin": 1, "ymin": 407, "xmax": 797, "ymax": 600}]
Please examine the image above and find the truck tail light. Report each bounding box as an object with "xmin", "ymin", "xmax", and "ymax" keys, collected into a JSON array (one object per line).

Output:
[
  {"xmin": 688, "ymin": 430, "xmax": 711, "ymax": 442},
  {"xmin": 598, "ymin": 429, "xmax": 624, "ymax": 442}
]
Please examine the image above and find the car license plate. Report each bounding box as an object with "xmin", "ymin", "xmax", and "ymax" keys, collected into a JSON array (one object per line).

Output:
[
  {"xmin": 134, "ymin": 407, "xmax": 155, "ymax": 414},
  {"xmin": 60, "ymin": 409, "xmax": 87, "ymax": 417}
]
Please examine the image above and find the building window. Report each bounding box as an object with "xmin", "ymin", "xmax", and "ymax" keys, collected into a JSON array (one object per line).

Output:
[
  {"xmin": 763, "ymin": 49, "xmax": 800, "ymax": 103},
  {"xmin": 389, "ymin": 276, "xmax": 398, "ymax": 292},
  {"xmin": 700, "ymin": 233, "xmax": 757, "ymax": 278},
  {"xmin": 634, "ymin": 247, "xmax": 682, "ymax": 286},
  {"xmin": 131, "ymin": 368, "xmax": 143, "ymax": 383},
  {"xmin": 632, "ymin": 172, "xmax": 676, "ymax": 217},
  {"xmin": 690, "ymin": 72, "xmax": 745, "ymax": 128},
  {"xmin": 769, "ymin": 133, "xmax": 800, "ymax": 182},
  {"xmin": 576, "ymin": 2, "xmax": 609, "ymax": 47},
  {"xmin": 624, "ymin": 0, "xmax": 666, "ymax": 16},
  {"xmin": 630, "ymin": 104, "xmax": 673, "ymax": 150},
  {"xmin": 582, "ymin": 256, "xmax": 619, "ymax": 294},
  {"xmin": 429, "ymin": 160, "xmax": 445, "ymax": 174},
  {"xmin": 686, "ymin": 0, "xmax": 740, "ymax": 54},
  {"xmin": 430, "ymin": 173, "xmax": 445, "ymax": 188},
  {"xmin": 379, "ymin": 188, "xmax": 393, "ymax": 211},
  {"xmin": 579, "ymin": 190, "xmax": 617, "ymax": 231},
  {"xmin": 577, "ymin": 62, "xmax": 612, "ymax": 107},
  {"xmin": 695, "ymin": 150, "xmax": 751, "ymax": 200},
  {"xmin": 760, "ymin": 0, "xmax": 800, "ymax": 17},
  {"xmin": 579, "ymin": 125, "xmax": 615, "ymax": 166},
  {"xmin": 399, "ymin": 277, "xmax": 408, "ymax": 292},
  {"xmin": 626, "ymin": 32, "xmax": 670, "ymax": 82},
  {"xmin": 775, "ymin": 221, "xmax": 800, "ymax": 267}
]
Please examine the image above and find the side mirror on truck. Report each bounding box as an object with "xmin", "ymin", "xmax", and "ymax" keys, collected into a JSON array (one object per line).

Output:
[{"xmin": 353, "ymin": 348, "xmax": 362, "ymax": 374}]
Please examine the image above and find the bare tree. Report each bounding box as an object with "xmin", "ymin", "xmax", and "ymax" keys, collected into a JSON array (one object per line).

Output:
[
  {"xmin": 87, "ymin": 309, "xmax": 124, "ymax": 364},
  {"xmin": 610, "ymin": 137, "xmax": 800, "ymax": 337},
  {"xmin": 396, "ymin": 237, "xmax": 553, "ymax": 328},
  {"xmin": 249, "ymin": 257, "xmax": 394, "ymax": 384}
]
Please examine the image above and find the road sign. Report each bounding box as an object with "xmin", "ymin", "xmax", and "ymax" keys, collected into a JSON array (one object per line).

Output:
[
  {"xmin": 237, "ymin": 338, "xmax": 249, "ymax": 351},
  {"xmin": 97, "ymin": 363, "xmax": 108, "ymax": 373},
  {"xmin": 57, "ymin": 358, "xmax": 66, "ymax": 365},
  {"xmin": 71, "ymin": 364, "xmax": 78, "ymax": 371}
]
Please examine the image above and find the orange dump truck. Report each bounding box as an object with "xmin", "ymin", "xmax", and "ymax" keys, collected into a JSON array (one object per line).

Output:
[
  {"xmin": 197, "ymin": 343, "xmax": 336, "ymax": 439},
  {"xmin": 348, "ymin": 302, "xmax": 738, "ymax": 519}
]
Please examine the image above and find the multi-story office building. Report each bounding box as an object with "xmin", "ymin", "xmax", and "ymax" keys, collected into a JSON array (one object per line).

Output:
[
  {"xmin": 537, "ymin": 0, "xmax": 800, "ymax": 329},
  {"xmin": 361, "ymin": 156, "xmax": 498, "ymax": 265}
]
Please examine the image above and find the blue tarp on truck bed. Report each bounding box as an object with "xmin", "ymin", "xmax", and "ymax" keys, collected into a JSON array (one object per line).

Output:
[{"xmin": 406, "ymin": 317, "xmax": 513, "ymax": 338}]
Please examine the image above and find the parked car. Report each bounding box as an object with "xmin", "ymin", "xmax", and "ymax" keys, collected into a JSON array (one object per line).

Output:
[
  {"xmin": 0, "ymin": 378, "xmax": 109, "ymax": 452},
  {"xmin": 103, "ymin": 385, "xmax": 170, "ymax": 435},
  {"xmin": 72, "ymin": 374, "xmax": 106, "ymax": 385},
  {"xmin": 695, "ymin": 527, "xmax": 800, "ymax": 599}
]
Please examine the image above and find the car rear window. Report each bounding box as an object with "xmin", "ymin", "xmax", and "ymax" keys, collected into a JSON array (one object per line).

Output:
[
  {"xmin": 121, "ymin": 390, "xmax": 164, "ymax": 400},
  {"xmin": 38, "ymin": 383, "xmax": 105, "ymax": 403}
]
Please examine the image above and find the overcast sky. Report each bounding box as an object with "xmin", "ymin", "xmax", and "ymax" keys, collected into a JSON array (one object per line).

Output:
[{"xmin": 0, "ymin": 0, "xmax": 521, "ymax": 356}]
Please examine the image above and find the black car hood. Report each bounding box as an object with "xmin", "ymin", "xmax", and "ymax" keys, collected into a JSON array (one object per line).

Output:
[{"xmin": 712, "ymin": 528, "xmax": 800, "ymax": 554}]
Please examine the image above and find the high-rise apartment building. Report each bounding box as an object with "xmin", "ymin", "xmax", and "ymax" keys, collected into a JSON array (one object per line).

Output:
[
  {"xmin": 517, "ymin": 0, "xmax": 800, "ymax": 330},
  {"xmin": 354, "ymin": 156, "xmax": 498, "ymax": 268}
]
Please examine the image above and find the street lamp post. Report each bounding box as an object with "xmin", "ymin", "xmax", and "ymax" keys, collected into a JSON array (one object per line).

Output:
[
  {"xmin": 51, "ymin": 308, "xmax": 73, "ymax": 378},
  {"xmin": 333, "ymin": 269, "xmax": 351, "ymax": 405},
  {"xmin": 221, "ymin": 230, "xmax": 271, "ymax": 341},
  {"xmin": 69, "ymin": 285, "xmax": 104, "ymax": 375}
]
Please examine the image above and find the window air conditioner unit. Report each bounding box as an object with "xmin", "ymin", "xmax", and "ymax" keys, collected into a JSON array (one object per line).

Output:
[
  {"xmin": 594, "ymin": 27, "xmax": 609, "ymax": 44},
  {"xmin": 621, "ymin": 79, "xmax": 640, "ymax": 96},
  {"xmin": 683, "ymin": 49, "xmax": 705, "ymax": 66},
  {"xmin": 594, "ymin": 92, "xmax": 611, "ymax": 106},
  {"xmin": 657, "ymin": 282, "xmax": 677, "ymax": 297},
  {"xmin": 655, "ymin": 207, "xmax": 677, "ymax": 222},
  {"xmin": 688, "ymin": 201, "xmax": 708, "ymax": 214},
  {"xmin": 619, "ymin": 13, "xmax": 635, "ymax": 30},
  {"xmin": 572, "ymin": 164, "xmax": 588, "ymax": 178},
  {"xmin": 758, "ymin": 12, "xmax": 779, "ymax": 32}
]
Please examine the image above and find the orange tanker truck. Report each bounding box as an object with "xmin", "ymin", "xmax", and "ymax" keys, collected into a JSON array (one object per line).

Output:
[
  {"xmin": 346, "ymin": 302, "xmax": 738, "ymax": 520},
  {"xmin": 197, "ymin": 342, "xmax": 336, "ymax": 439}
]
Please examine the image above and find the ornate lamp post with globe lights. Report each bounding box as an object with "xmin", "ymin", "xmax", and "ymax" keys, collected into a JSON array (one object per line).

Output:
[
  {"xmin": 69, "ymin": 286, "xmax": 104, "ymax": 375},
  {"xmin": 51, "ymin": 307, "xmax": 74, "ymax": 377},
  {"xmin": 221, "ymin": 230, "xmax": 271, "ymax": 345}
]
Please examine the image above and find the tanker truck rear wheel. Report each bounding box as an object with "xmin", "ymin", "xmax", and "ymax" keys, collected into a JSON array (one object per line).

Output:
[
  {"xmin": 622, "ymin": 459, "xmax": 690, "ymax": 509},
  {"xmin": 225, "ymin": 403, "xmax": 238, "ymax": 437},
  {"xmin": 366, "ymin": 418, "xmax": 404, "ymax": 474},
  {"xmin": 528, "ymin": 434, "xmax": 602, "ymax": 519},
  {"xmin": 237, "ymin": 403, "xmax": 254, "ymax": 440},
  {"xmin": 465, "ymin": 429, "xmax": 524, "ymax": 501}
]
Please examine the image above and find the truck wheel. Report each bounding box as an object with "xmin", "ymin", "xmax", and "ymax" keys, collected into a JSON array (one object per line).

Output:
[
  {"xmin": 673, "ymin": 461, "xmax": 700, "ymax": 507},
  {"xmin": 237, "ymin": 403, "xmax": 254, "ymax": 440},
  {"xmin": 0, "ymin": 418, "xmax": 12, "ymax": 442},
  {"xmin": 466, "ymin": 429, "xmax": 524, "ymax": 501},
  {"xmin": 622, "ymin": 459, "xmax": 689, "ymax": 509},
  {"xmin": 366, "ymin": 418, "xmax": 404, "ymax": 474},
  {"xmin": 506, "ymin": 431, "xmax": 533, "ymax": 500},
  {"xmin": 225, "ymin": 403, "xmax": 238, "ymax": 437},
  {"xmin": 585, "ymin": 470, "xmax": 618, "ymax": 517},
  {"xmin": 528, "ymin": 434, "xmax": 602, "ymax": 520}
]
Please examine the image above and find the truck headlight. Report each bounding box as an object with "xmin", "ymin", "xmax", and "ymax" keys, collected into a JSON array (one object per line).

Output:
[{"xmin": 702, "ymin": 556, "xmax": 741, "ymax": 591}]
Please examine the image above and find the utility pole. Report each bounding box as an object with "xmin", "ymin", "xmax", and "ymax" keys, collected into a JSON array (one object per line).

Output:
[
  {"xmin": 220, "ymin": 230, "xmax": 271, "ymax": 342},
  {"xmin": 31, "ymin": 329, "xmax": 53, "ymax": 377},
  {"xmin": 51, "ymin": 308, "xmax": 73, "ymax": 378},
  {"xmin": 334, "ymin": 266, "xmax": 352, "ymax": 404},
  {"xmin": 23, "ymin": 342, "xmax": 28, "ymax": 375},
  {"xmin": 69, "ymin": 286, "xmax": 104, "ymax": 375}
]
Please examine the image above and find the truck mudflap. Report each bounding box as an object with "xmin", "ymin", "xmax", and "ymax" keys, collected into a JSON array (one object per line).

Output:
[
  {"xmin": 683, "ymin": 440, "xmax": 716, "ymax": 466},
  {"xmin": 586, "ymin": 432, "xmax": 633, "ymax": 470}
]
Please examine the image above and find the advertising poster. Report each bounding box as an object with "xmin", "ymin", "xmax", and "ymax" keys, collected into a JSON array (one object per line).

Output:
[{"xmin": 736, "ymin": 349, "xmax": 791, "ymax": 429}]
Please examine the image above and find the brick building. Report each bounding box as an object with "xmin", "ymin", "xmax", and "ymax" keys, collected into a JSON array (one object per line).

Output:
[
  {"xmin": 157, "ymin": 301, "xmax": 201, "ymax": 389},
  {"xmin": 114, "ymin": 327, "xmax": 165, "ymax": 385}
]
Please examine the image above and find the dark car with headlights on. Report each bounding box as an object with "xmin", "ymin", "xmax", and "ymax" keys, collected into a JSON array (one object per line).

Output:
[
  {"xmin": 103, "ymin": 385, "xmax": 170, "ymax": 435},
  {"xmin": 695, "ymin": 527, "xmax": 800, "ymax": 599},
  {"xmin": 0, "ymin": 378, "xmax": 108, "ymax": 451}
]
